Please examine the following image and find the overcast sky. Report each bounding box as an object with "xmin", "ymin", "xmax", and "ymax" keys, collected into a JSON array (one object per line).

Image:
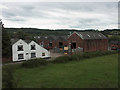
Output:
[{"xmin": 0, "ymin": 2, "xmax": 118, "ymax": 30}]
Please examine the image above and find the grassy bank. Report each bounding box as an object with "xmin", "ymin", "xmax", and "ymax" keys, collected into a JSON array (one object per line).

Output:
[{"xmin": 13, "ymin": 54, "xmax": 118, "ymax": 88}]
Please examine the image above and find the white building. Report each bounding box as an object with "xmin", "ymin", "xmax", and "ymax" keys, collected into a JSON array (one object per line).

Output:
[{"xmin": 12, "ymin": 39, "xmax": 50, "ymax": 62}]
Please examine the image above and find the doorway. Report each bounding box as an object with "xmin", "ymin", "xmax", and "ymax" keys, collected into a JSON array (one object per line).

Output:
[
  {"xmin": 59, "ymin": 42, "xmax": 63, "ymax": 48},
  {"xmin": 71, "ymin": 42, "xmax": 76, "ymax": 49}
]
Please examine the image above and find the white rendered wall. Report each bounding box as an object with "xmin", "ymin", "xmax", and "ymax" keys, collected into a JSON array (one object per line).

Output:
[
  {"xmin": 12, "ymin": 39, "xmax": 50, "ymax": 61},
  {"xmin": 29, "ymin": 41, "xmax": 50, "ymax": 58},
  {"xmin": 12, "ymin": 39, "xmax": 29, "ymax": 61}
]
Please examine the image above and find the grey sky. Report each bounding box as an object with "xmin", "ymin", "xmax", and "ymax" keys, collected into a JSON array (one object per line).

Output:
[{"xmin": 0, "ymin": 2, "xmax": 118, "ymax": 30}]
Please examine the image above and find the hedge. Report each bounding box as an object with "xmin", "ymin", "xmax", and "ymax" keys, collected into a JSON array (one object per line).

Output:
[{"xmin": 21, "ymin": 58, "xmax": 48, "ymax": 68}]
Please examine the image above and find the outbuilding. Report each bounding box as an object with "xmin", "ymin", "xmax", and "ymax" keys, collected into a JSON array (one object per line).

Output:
[{"xmin": 68, "ymin": 31, "xmax": 108, "ymax": 52}]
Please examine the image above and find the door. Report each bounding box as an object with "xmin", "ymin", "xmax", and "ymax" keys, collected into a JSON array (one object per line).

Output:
[{"xmin": 71, "ymin": 42, "xmax": 76, "ymax": 49}]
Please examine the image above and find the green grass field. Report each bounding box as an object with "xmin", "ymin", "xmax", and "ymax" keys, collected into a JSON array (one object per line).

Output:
[{"xmin": 14, "ymin": 54, "xmax": 118, "ymax": 88}]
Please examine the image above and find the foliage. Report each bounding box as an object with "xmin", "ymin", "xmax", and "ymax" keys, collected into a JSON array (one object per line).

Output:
[
  {"xmin": 22, "ymin": 58, "xmax": 48, "ymax": 68},
  {"xmin": 108, "ymin": 35, "xmax": 120, "ymax": 42},
  {"xmin": 51, "ymin": 56, "xmax": 70, "ymax": 63},
  {"xmin": 2, "ymin": 22, "xmax": 11, "ymax": 58},
  {"xmin": 51, "ymin": 51, "xmax": 117, "ymax": 64},
  {"xmin": 2, "ymin": 64, "xmax": 20, "ymax": 88},
  {"xmin": 82, "ymin": 51, "xmax": 117, "ymax": 59},
  {"xmin": 70, "ymin": 53, "xmax": 83, "ymax": 61},
  {"xmin": 16, "ymin": 30, "xmax": 26, "ymax": 39}
]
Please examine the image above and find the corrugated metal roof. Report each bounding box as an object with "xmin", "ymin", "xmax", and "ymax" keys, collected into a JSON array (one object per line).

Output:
[{"xmin": 77, "ymin": 31, "xmax": 107, "ymax": 40}]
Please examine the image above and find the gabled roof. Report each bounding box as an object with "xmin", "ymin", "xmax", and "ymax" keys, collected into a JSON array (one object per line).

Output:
[
  {"xmin": 39, "ymin": 36, "xmax": 46, "ymax": 40},
  {"xmin": 47, "ymin": 36, "xmax": 55, "ymax": 41},
  {"xmin": 71, "ymin": 31, "xmax": 107, "ymax": 40},
  {"xmin": 38, "ymin": 36, "xmax": 68, "ymax": 41},
  {"xmin": 11, "ymin": 39, "xmax": 32, "ymax": 45},
  {"xmin": 11, "ymin": 38, "xmax": 19, "ymax": 45},
  {"xmin": 56, "ymin": 36, "xmax": 67, "ymax": 41}
]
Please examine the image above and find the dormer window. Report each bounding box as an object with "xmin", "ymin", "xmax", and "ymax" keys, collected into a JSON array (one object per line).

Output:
[
  {"xmin": 31, "ymin": 45, "xmax": 36, "ymax": 50},
  {"xmin": 17, "ymin": 45, "xmax": 23, "ymax": 51}
]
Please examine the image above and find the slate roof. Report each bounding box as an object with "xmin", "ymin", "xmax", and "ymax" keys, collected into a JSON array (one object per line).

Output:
[
  {"xmin": 38, "ymin": 36, "xmax": 68, "ymax": 41},
  {"xmin": 56, "ymin": 36, "xmax": 67, "ymax": 41},
  {"xmin": 47, "ymin": 36, "xmax": 55, "ymax": 41},
  {"xmin": 11, "ymin": 39, "xmax": 32, "ymax": 45},
  {"xmin": 11, "ymin": 38, "xmax": 19, "ymax": 45},
  {"xmin": 76, "ymin": 31, "xmax": 107, "ymax": 40},
  {"xmin": 39, "ymin": 36, "xmax": 46, "ymax": 40}
]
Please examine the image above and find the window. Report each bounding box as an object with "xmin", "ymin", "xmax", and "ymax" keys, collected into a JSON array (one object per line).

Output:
[
  {"xmin": 71, "ymin": 42, "xmax": 76, "ymax": 49},
  {"xmin": 18, "ymin": 54, "xmax": 24, "ymax": 59},
  {"xmin": 31, "ymin": 53, "xmax": 36, "ymax": 58},
  {"xmin": 31, "ymin": 45, "xmax": 36, "ymax": 50},
  {"xmin": 42, "ymin": 53, "xmax": 45, "ymax": 56},
  {"xmin": 17, "ymin": 45, "xmax": 23, "ymax": 51},
  {"xmin": 49, "ymin": 42, "xmax": 52, "ymax": 47},
  {"xmin": 59, "ymin": 42, "xmax": 63, "ymax": 48}
]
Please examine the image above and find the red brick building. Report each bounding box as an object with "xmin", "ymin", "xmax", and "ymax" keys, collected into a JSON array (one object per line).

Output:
[
  {"xmin": 68, "ymin": 32, "xmax": 108, "ymax": 52},
  {"xmin": 37, "ymin": 36, "xmax": 68, "ymax": 50}
]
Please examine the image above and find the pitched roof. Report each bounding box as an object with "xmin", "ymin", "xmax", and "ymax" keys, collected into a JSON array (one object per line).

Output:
[
  {"xmin": 38, "ymin": 36, "xmax": 46, "ymax": 40},
  {"xmin": 47, "ymin": 36, "xmax": 55, "ymax": 41},
  {"xmin": 76, "ymin": 31, "xmax": 107, "ymax": 40},
  {"xmin": 56, "ymin": 36, "xmax": 67, "ymax": 41},
  {"xmin": 11, "ymin": 39, "xmax": 32, "ymax": 45},
  {"xmin": 11, "ymin": 38, "xmax": 19, "ymax": 45}
]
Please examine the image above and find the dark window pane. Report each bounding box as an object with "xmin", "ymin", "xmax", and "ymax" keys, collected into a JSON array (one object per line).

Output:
[
  {"xmin": 18, "ymin": 54, "xmax": 24, "ymax": 59},
  {"xmin": 18, "ymin": 45, "xmax": 23, "ymax": 51},
  {"xmin": 31, "ymin": 45, "xmax": 36, "ymax": 50},
  {"xmin": 31, "ymin": 53, "xmax": 36, "ymax": 58},
  {"xmin": 42, "ymin": 53, "xmax": 45, "ymax": 56}
]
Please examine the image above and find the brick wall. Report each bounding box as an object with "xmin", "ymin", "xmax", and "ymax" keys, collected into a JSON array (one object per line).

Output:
[{"xmin": 68, "ymin": 33, "xmax": 108, "ymax": 52}]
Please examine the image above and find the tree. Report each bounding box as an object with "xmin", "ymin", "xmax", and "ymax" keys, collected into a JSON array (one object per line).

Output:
[
  {"xmin": 1, "ymin": 20, "xmax": 11, "ymax": 58},
  {"xmin": 16, "ymin": 30, "xmax": 26, "ymax": 39}
]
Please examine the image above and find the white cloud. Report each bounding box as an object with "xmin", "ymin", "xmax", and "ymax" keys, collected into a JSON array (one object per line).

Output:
[{"xmin": 1, "ymin": 2, "xmax": 118, "ymax": 30}]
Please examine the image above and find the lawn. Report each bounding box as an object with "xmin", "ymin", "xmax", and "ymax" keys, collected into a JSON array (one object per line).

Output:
[{"xmin": 14, "ymin": 54, "xmax": 118, "ymax": 88}]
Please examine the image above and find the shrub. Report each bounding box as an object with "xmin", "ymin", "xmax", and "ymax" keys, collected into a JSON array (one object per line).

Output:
[
  {"xmin": 52, "ymin": 56, "xmax": 70, "ymax": 63},
  {"xmin": 82, "ymin": 51, "xmax": 117, "ymax": 59},
  {"xmin": 2, "ymin": 66, "xmax": 17, "ymax": 88},
  {"xmin": 22, "ymin": 58, "xmax": 48, "ymax": 68},
  {"xmin": 82, "ymin": 52, "xmax": 93, "ymax": 58},
  {"xmin": 70, "ymin": 54, "xmax": 83, "ymax": 61}
]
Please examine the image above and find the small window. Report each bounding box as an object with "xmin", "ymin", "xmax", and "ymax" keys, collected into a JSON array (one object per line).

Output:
[
  {"xmin": 31, "ymin": 53, "xmax": 36, "ymax": 58},
  {"xmin": 18, "ymin": 54, "xmax": 24, "ymax": 59},
  {"xmin": 17, "ymin": 45, "xmax": 23, "ymax": 51},
  {"xmin": 42, "ymin": 53, "xmax": 45, "ymax": 56},
  {"xmin": 31, "ymin": 45, "xmax": 36, "ymax": 50},
  {"xmin": 49, "ymin": 42, "xmax": 52, "ymax": 47},
  {"xmin": 59, "ymin": 42, "xmax": 63, "ymax": 48}
]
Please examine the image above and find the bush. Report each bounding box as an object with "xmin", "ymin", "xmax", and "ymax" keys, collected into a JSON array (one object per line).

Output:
[
  {"xmin": 51, "ymin": 51, "xmax": 117, "ymax": 64},
  {"xmin": 22, "ymin": 58, "xmax": 48, "ymax": 68},
  {"xmin": 52, "ymin": 56, "xmax": 70, "ymax": 63},
  {"xmin": 70, "ymin": 54, "xmax": 83, "ymax": 61},
  {"xmin": 2, "ymin": 66, "xmax": 17, "ymax": 88},
  {"xmin": 80, "ymin": 51, "xmax": 117, "ymax": 59}
]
